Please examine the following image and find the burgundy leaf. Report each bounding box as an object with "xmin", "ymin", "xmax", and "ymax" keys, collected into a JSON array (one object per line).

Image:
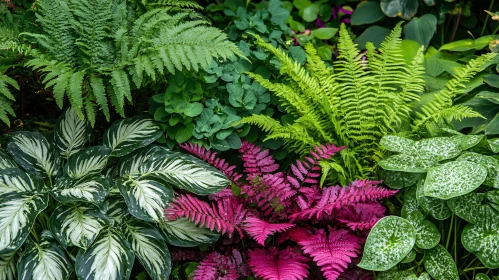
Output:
[
  {"xmin": 248, "ymin": 247, "xmax": 309, "ymax": 280},
  {"xmin": 243, "ymin": 217, "xmax": 295, "ymax": 245}
]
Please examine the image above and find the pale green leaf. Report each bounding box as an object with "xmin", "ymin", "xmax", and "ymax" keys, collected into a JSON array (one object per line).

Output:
[
  {"xmin": 157, "ymin": 218, "xmax": 220, "ymax": 247},
  {"xmin": 64, "ymin": 146, "xmax": 111, "ymax": 179},
  {"xmin": 423, "ymin": 244, "xmax": 459, "ymax": 280}
]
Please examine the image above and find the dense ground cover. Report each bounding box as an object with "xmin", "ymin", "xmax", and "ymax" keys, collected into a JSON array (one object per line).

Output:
[{"xmin": 2, "ymin": 0, "xmax": 499, "ymax": 279}]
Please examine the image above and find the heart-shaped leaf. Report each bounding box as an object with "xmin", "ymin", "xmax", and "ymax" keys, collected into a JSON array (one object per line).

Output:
[
  {"xmin": 380, "ymin": 136, "xmax": 416, "ymax": 153},
  {"xmin": 382, "ymin": 170, "xmax": 422, "ymax": 189},
  {"xmin": 462, "ymin": 207, "xmax": 499, "ymax": 268},
  {"xmin": 378, "ymin": 153, "xmax": 439, "ymax": 173},
  {"xmin": 447, "ymin": 192, "xmax": 486, "ymax": 224},
  {"xmin": 416, "ymin": 178, "xmax": 452, "ymax": 220},
  {"xmin": 404, "ymin": 14, "xmax": 437, "ymax": 48},
  {"xmin": 424, "ymin": 161, "xmax": 487, "ymax": 199},
  {"xmin": 413, "ymin": 137, "xmax": 461, "ymax": 160},
  {"xmin": 381, "ymin": 0, "xmax": 418, "ymax": 19},
  {"xmin": 358, "ymin": 216, "xmax": 416, "ymax": 271},
  {"xmin": 424, "ymin": 244, "xmax": 459, "ymax": 280},
  {"xmin": 457, "ymin": 152, "xmax": 499, "ymax": 188},
  {"xmin": 351, "ymin": 1, "xmax": 385, "ymax": 26}
]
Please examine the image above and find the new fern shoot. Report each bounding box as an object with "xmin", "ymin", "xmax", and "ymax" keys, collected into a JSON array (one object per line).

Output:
[{"xmin": 240, "ymin": 23, "xmax": 496, "ymax": 182}]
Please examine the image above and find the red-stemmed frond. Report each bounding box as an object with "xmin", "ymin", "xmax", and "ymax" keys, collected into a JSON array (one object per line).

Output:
[
  {"xmin": 180, "ymin": 142, "xmax": 243, "ymax": 183},
  {"xmin": 334, "ymin": 203, "xmax": 386, "ymax": 231},
  {"xmin": 165, "ymin": 194, "xmax": 247, "ymax": 237},
  {"xmin": 248, "ymin": 247, "xmax": 309, "ymax": 280},
  {"xmin": 295, "ymin": 229, "xmax": 363, "ymax": 280},
  {"xmin": 243, "ymin": 217, "xmax": 295, "ymax": 245},
  {"xmin": 290, "ymin": 180, "xmax": 397, "ymax": 220},
  {"xmin": 239, "ymin": 141, "xmax": 279, "ymax": 178}
]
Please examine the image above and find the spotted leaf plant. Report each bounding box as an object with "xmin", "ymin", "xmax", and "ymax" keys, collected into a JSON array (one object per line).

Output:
[
  {"xmin": 0, "ymin": 108, "xmax": 229, "ymax": 280},
  {"xmin": 360, "ymin": 133, "xmax": 499, "ymax": 279}
]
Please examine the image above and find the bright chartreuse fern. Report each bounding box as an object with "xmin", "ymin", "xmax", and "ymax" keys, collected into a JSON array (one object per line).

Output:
[
  {"xmin": 21, "ymin": 0, "xmax": 241, "ymax": 126},
  {"xmin": 240, "ymin": 23, "xmax": 495, "ymax": 181}
]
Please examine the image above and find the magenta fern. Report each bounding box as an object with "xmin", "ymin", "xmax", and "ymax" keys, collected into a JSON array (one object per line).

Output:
[
  {"xmin": 243, "ymin": 217, "xmax": 295, "ymax": 245},
  {"xmin": 248, "ymin": 247, "xmax": 309, "ymax": 280},
  {"xmin": 239, "ymin": 140, "xmax": 279, "ymax": 177},
  {"xmin": 334, "ymin": 203, "xmax": 386, "ymax": 231},
  {"xmin": 193, "ymin": 250, "xmax": 247, "ymax": 280}
]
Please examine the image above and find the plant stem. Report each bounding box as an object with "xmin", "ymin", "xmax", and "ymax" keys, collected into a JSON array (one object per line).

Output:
[
  {"xmin": 461, "ymin": 267, "xmax": 488, "ymax": 273},
  {"xmin": 446, "ymin": 214, "xmax": 454, "ymax": 250},
  {"xmin": 450, "ymin": 10, "xmax": 462, "ymax": 42},
  {"xmin": 482, "ymin": 0, "xmax": 496, "ymax": 36}
]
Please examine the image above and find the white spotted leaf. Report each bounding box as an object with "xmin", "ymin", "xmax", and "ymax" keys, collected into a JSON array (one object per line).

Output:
[
  {"xmin": 450, "ymin": 134, "xmax": 483, "ymax": 150},
  {"xmin": 423, "ymin": 161, "xmax": 487, "ymax": 199},
  {"xmin": 447, "ymin": 192, "xmax": 486, "ymax": 224},
  {"xmin": 475, "ymin": 273, "xmax": 491, "ymax": 280},
  {"xmin": 54, "ymin": 107, "xmax": 91, "ymax": 159},
  {"xmin": 0, "ymin": 251, "xmax": 17, "ymax": 280},
  {"xmin": 18, "ymin": 232, "xmax": 73, "ymax": 280},
  {"xmin": 102, "ymin": 117, "xmax": 163, "ymax": 157},
  {"xmin": 75, "ymin": 227, "xmax": 134, "ymax": 280},
  {"xmin": 380, "ymin": 136, "xmax": 416, "ymax": 153},
  {"xmin": 423, "ymin": 244, "xmax": 459, "ymax": 280},
  {"xmin": 50, "ymin": 203, "xmax": 108, "ymax": 249},
  {"xmin": 358, "ymin": 216, "xmax": 416, "ymax": 271},
  {"xmin": 124, "ymin": 220, "xmax": 171, "ymax": 280},
  {"xmin": 414, "ymin": 137, "xmax": 462, "ymax": 160},
  {"xmin": 378, "ymin": 153, "xmax": 439, "ymax": 173},
  {"xmin": 406, "ymin": 211, "xmax": 440, "ymax": 249},
  {"xmin": 457, "ymin": 152, "xmax": 499, "ymax": 188},
  {"xmin": 416, "ymin": 178, "xmax": 452, "ymax": 220},
  {"xmin": 157, "ymin": 218, "xmax": 220, "ymax": 247},
  {"xmin": 381, "ymin": 170, "xmax": 421, "ymax": 189},
  {"xmin": 51, "ymin": 176, "xmax": 109, "ymax": 204},
  {"xmin": 64, "ymin": 146, "xmax": 111, "ymax": 179}
]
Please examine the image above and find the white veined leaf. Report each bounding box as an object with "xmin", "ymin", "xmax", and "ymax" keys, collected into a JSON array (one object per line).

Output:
[
  {"xmin": 18, "ymin": 232, "xmax": 73, "ymax": 280},
  {"xmin": 54, "ymin": 107, "xmax": 91, "ymax": 159},
  {"xmin": 423, "ymin": 244, "xmax": 459, "ymax": 280},
  {"xmin": 0, "ymin": 168, "xmax": 41, "ymax": 195},
  {"xmin": 106, "ymin": 195, "xmax": 130, "ymax": 226},
  {"xmin": 7, "ymin": 132, "xmax": 60, "ymax": 178},
  {"xmin": 102, "ymin": 117, "xmax": 163, "ymax": 157},
  {"xmin": 0, "ymin": 150, "xmax": 18, "ymax": 169},
  {"xmin": 51, "ymin": 176, "xmax": 109, "ymax": 204},
  {"xmin": 118, "ymin": 178, "xmax": 173, "ymax": 222},
  {"xmin": 50, "ymin": 203, "xmax": 108, "ymax": 249},
  {"xmin": 157, "ymin": 218, "xmax": 220, "ymax": 247},
  {"xmin": 75, "ymin": 227, "xmax": 134, "ymax": 280},
  {"xmin": 416, "ymin": 178, "xmax": 452, "ymax": 220},
  {"xmin": 64, "ymin": 146, "xmax": 111, "ymax": 179},
  {"xmin": 0, "ymin": 193, "xmax": 48, "ymax": 253},
  {"xmin": 358, "ymin": 216, "xmax": 416, "ymax": 271},
  {"xmin": 119, "ymin": 146, "xmax": 230, "ymax": 195},
  {"xmin": 423, "ymin": 161, "xmax": 487, "ymax": 199},
  {"xmin": 124, "ymin": 220, "xmax": 171, "ymax": 280},
  {"xmin": 0, "ymin": 251, "xmax": 17, "ymax": 280}
]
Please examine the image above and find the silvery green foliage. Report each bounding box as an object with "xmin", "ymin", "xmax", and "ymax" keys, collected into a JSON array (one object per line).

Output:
[
  {"xmin": 406, "ymin": 211, "xmax": 440, "ymax": 250},
  {"xmin": 462, "ymin": 206, "xmax": 499, "ymax": 268},
  {"xmin": 358, "ymin": 216, "xmax": 416, "ymax": 271},
  {"xmin": 0, "ymin": 107, "xmax": 229, "ymax": 279},
  {"xmin": 423, "ymin": 245, "xmax": 459, "ymax": 280}
]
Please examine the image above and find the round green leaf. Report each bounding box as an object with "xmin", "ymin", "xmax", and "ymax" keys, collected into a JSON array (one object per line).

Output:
[
  {"xmin": 457, "ymin": 152, "xmax": 499, "ymax": 188},
  {"xmin": 424, "ymin": 244, "xmax": 459, "ymax": 280},
  {"xmin": 407, "ymin": 211, "xmax": 440, "ymax": 249},
  {"xmin": 462, "ymin": 207, "xmax": 499, "ymax": 268},
  {"xmin": 413, "ymin": 137, "xmax": 462, "ymax": 160},
  {"xmin": 157, "ymin": 218, "xmax": 220, "ymax": 247},
  {"xmin": 424, "ymin": 161, "xmax": 487, "ymax": 199},
  {"xmin": 184, "ymin": 102, "xmax": 203, "ymax": 117},
  {"xmin": 475, "ymin": 273, "xmax": 491, "ymax": 280},
  {"xmin": 302, "ymin": 4, "xmax": 319, "ymax": 22},
  {"xmin": 351, "ymin": 1, "xmax": 385, "ymax": 26},
  {"xmin": 404, "ymin": 14, "xmax": 437, "ymax": 48},
  {"xmin": 311, "ymin": 28, "xmax": 338, "ymax": 40},
  {"xmin": 381, "ymin": 0, "xmax": 419, "ymax": 19},
  {"xmin": 358, "ymin": 216, "xmax": 416, "ymax": 271}
]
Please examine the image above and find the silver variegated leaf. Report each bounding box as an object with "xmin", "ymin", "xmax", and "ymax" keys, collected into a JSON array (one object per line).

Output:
[
  {"xmin": 462, "ymin": 206, "xmax": 499, "ymax": 268},
  {"xmin": 378, "ymin": 153, "xmax": 439, "ymax": 173},
  {"xmin": 0, "ymin": 150, "xmax": 17, "ymax": 169},
  {"xmin": 0, "ymin": 168, "xmax": 41, "ymax": 195},
  {"xmin": 381, "ymin": 170, "xmax": 421, "ymax": 189},
  {"xmin": 423, "ymin": 244, "xmax": 459, "ymax": 280},
  {"xmin": 102, "ymin": 117, "xmax": 163, "ymax": 157},
  {"xmin": 51, "ymin": 176, "xmax": 109, "ymax": 204},
  {"xmin": 54, "ymin": 107, "xmax": 91, "ymax": 159},
  {"xmin": 413, "ymin": 137, "xmax": 462, "ymax": 160},
  {"xmin": 406, "ymin": 211, "xmax": 440, "ymax": 249},
  {"xmin": 457, "ymin": 152, "xmax": 499, "ymax": 188},
  {"xmin": 450, "ymin": 134, "xmax": 483, "ymax": 150},
  {"xmin": 64, "ymin": 146, "xmax": 111, "ymax": 179},
  {"xmin": 379, "ymin": 136, "xmax": 416, "ymax": 153},
  {"xmin": 157, "ymin": 218, "xmax": 220, "ymax": 247},
  {"xmin": 124, "ymin": 220, "xmax": 171, "ymax": 280},
  {"xmin": 119, "ymin": 146, "xmax": 230, "ymax": 195},
  {"xmin": 447, "ymin": 192, "xmax": 486, "ymax": 224},
  {"xmin": 0, "ymin": 193, "xmax": 48, "ymax": 253},
  {"xmin": 416, "ymin": 178, "xmax": 452, "ymax": 220},
  {"xmin": 0, "ymin": 251, "xmax": 17, "ymax": 280},
  {"xmin": 18, "ymin": 232, "xmax": 73, "ymax": 280},
  {"xmin": 7, "ymin": 132, "xmax": 60, "ymax": 178},
  {"xmin": 75, "ymin": 227, "xmax": 134, "ymax": 280},
  {"xmin": 118, "ymin": 178, "xmax": 173, "ymax": 222},
  {"xmin": 50, "ymin": 203, "xmax": 108, "ymax": 249},
  {"xmin": 106, "ymin": 195, "xmax": 130, "ymax": 226}
]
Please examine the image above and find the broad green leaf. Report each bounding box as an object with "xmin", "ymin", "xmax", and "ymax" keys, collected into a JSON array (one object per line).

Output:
[
  {"xmin": 423, "ymin": 245, "xmax": 459, "ymax": 280},
  {"xmin": 54, "ymin": 107, "xmax": 91, "ymax": 159},
  {"xmin": 51, "ymin": 176, "xmax": 109, "ymax": 204},
  {"xmin": 311, "ymin": 28, "xmax": 337, "ymax": 40},
  {"xmin": 124, "ymin": 220, "xmax": 171, "ymax": 280},
  {"xmin": 119, "ymin": 146, "xmax": 230, "ymax": 195},
  {"xmin": 404, "ymin": 14, "xmax": 437, "ymax": 48},
  {"xmin": 18, "ymin": 232, "xmax": 73, "ymax": 280},
  {"xmin": 378, "ymin": 153, "xmax": 439, "ymax": 173},
  {"xmin": 64, "ymin": 146, "xmax": 111, "ymax": 179},
  {"xmin": 423, "ymin": 161, "xmax": 487, "ymax": 199},
  {"xmin": 440, "ymin": 35, "xmax": 496, "ymax": 52},
  {"xmin": 457, "ymin": 152, "xmax": 499, "ymax": 188},
  {"xmin": 413, "ymin": 137, "xmax": 461, "ymax": 160},
  {"xmin": 118, "ymin": 178, "xmax": 173, "ymax": 222},
  {"xmin": 400, "ymin": 250, "xmax": 416, "ymax": 263},
  {"xmin": 418, "ymin": 273, "xmax": 431, "ymax": 280},
  {"xmin": 0, "ymin": 168, "xmax": 41, "ymax": 195},
  {"xmin": 402, "ymin": 186, "xmax": 425, "ymax": 219},
  {"xmin": 0, "ymin": 150, "xmax": 17, "ymax": 169},
  {"xmin": 381, "ymin": 0, "xmax": 418, "ymax": 19},
  {"xmin": 76, "ymin": 227, "xmax": 134, "ymax": 280},
  {"xmin": 416, "ymin": 178, "xmax": 452, "ymax": 220},
  {"xmin": 106, "ymin": 195, "xmax": 130, "ymax": 226},
  {"xmin": 358, "ymin": 216, "xmax": 416, "ymax": 271},
  {"xmin": 447, "ymin": 193, "xmax": 486, "ymax": 224},
  {"xmin": 475, "ymin": 273, "xmax": 491, "ymax": 280},
  {"xmin": 380, "ymin": 136, "xmax": 415, "ymax": 153},
  {"xmin": 0, "ymin": 193, "xmax": 48, "ymax": 253},
  {"xmin": 103, "ymin": 117, "xmax": 163, "ymax": 157},
  {"xmin": 50, "ymin": 203, "xmax": 108, "ymax": 249},
  {"xmin": 424, "ymin": 47, "xmax": 444, "ymax": 77},
  {"xmin": 450, "ymin": 134, "xmax": 483, "ymax": 150},
  {"xmin": 7, "ymin": 132, "xmax": 60, "ymax": 178},
  {"xmin": 0, "ymin": 251, "xmax": 16, "ymax": 280},
  {"xmin": 381, "ymin": 170, "xmax": 421, "ymax": 189},
  {"xmin": 354, "ymin": 25, "xmax": 391, "ymax": 49},
  {"xmin": 377, "ymin": 270, "xmax": 418, "ymax": 280},
  {"xmin": 157, "ymin": 218, "xmax": 220, "ymax": 247},
  {"xmin": 462, "ymin": 207, "xmax": 499, "ymax": 268},
  {"xmin": 351, "ymin": 1, "xmax": 384, "ymax": 25},
  {"xmin": 406, "ymin": 211, "xmax": 440, "ymax": 249}
]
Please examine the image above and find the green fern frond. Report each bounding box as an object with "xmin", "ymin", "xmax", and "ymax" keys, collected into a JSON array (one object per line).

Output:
[
  {"xmin": 0, "ymin": 74, "xmax": 18, "ymax": 126},
  {"xmin": 89, "ymin": 76, "xmax": 110, "ymax": 121},
  {"xmin": 147, "ymin": 0, "xmax": 202, "ymax": 10}
]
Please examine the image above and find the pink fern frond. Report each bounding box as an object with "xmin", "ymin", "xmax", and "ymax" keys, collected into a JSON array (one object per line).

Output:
[
  {"xmin": 193, "ymin": 251, "xmax": 240, "ymax": 280},
  {"xmin": 248, "ymin": 247, "xmax": 309, "ymax": 280},
  {"xmin": 165, "ymin": 194, "xmax": 247, "ymax": 238},
  {"xmin": 334, "ymin": 203, "xmax": 386, "ymax": 231},
  {"xmin": 243, "ymin": 217, "xmax": 295, "ymax": 246},
  {"xmin": 290, "ymin": 180, "xmax": 397, "ymax": 221},
  {"xmin": 239, "ymin": 141, "xmax": 279, "ymax": 177},
  {"xmin": 310, "ymin": 144, "xmax": 346, "ymax": 161},
  {"xmin": 180, "ymin": 143, "xmax": 243, "ymax": 183},
  {"xmin": 297, "ymin": 229, "xmax": 363, "ymax": 280}
]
